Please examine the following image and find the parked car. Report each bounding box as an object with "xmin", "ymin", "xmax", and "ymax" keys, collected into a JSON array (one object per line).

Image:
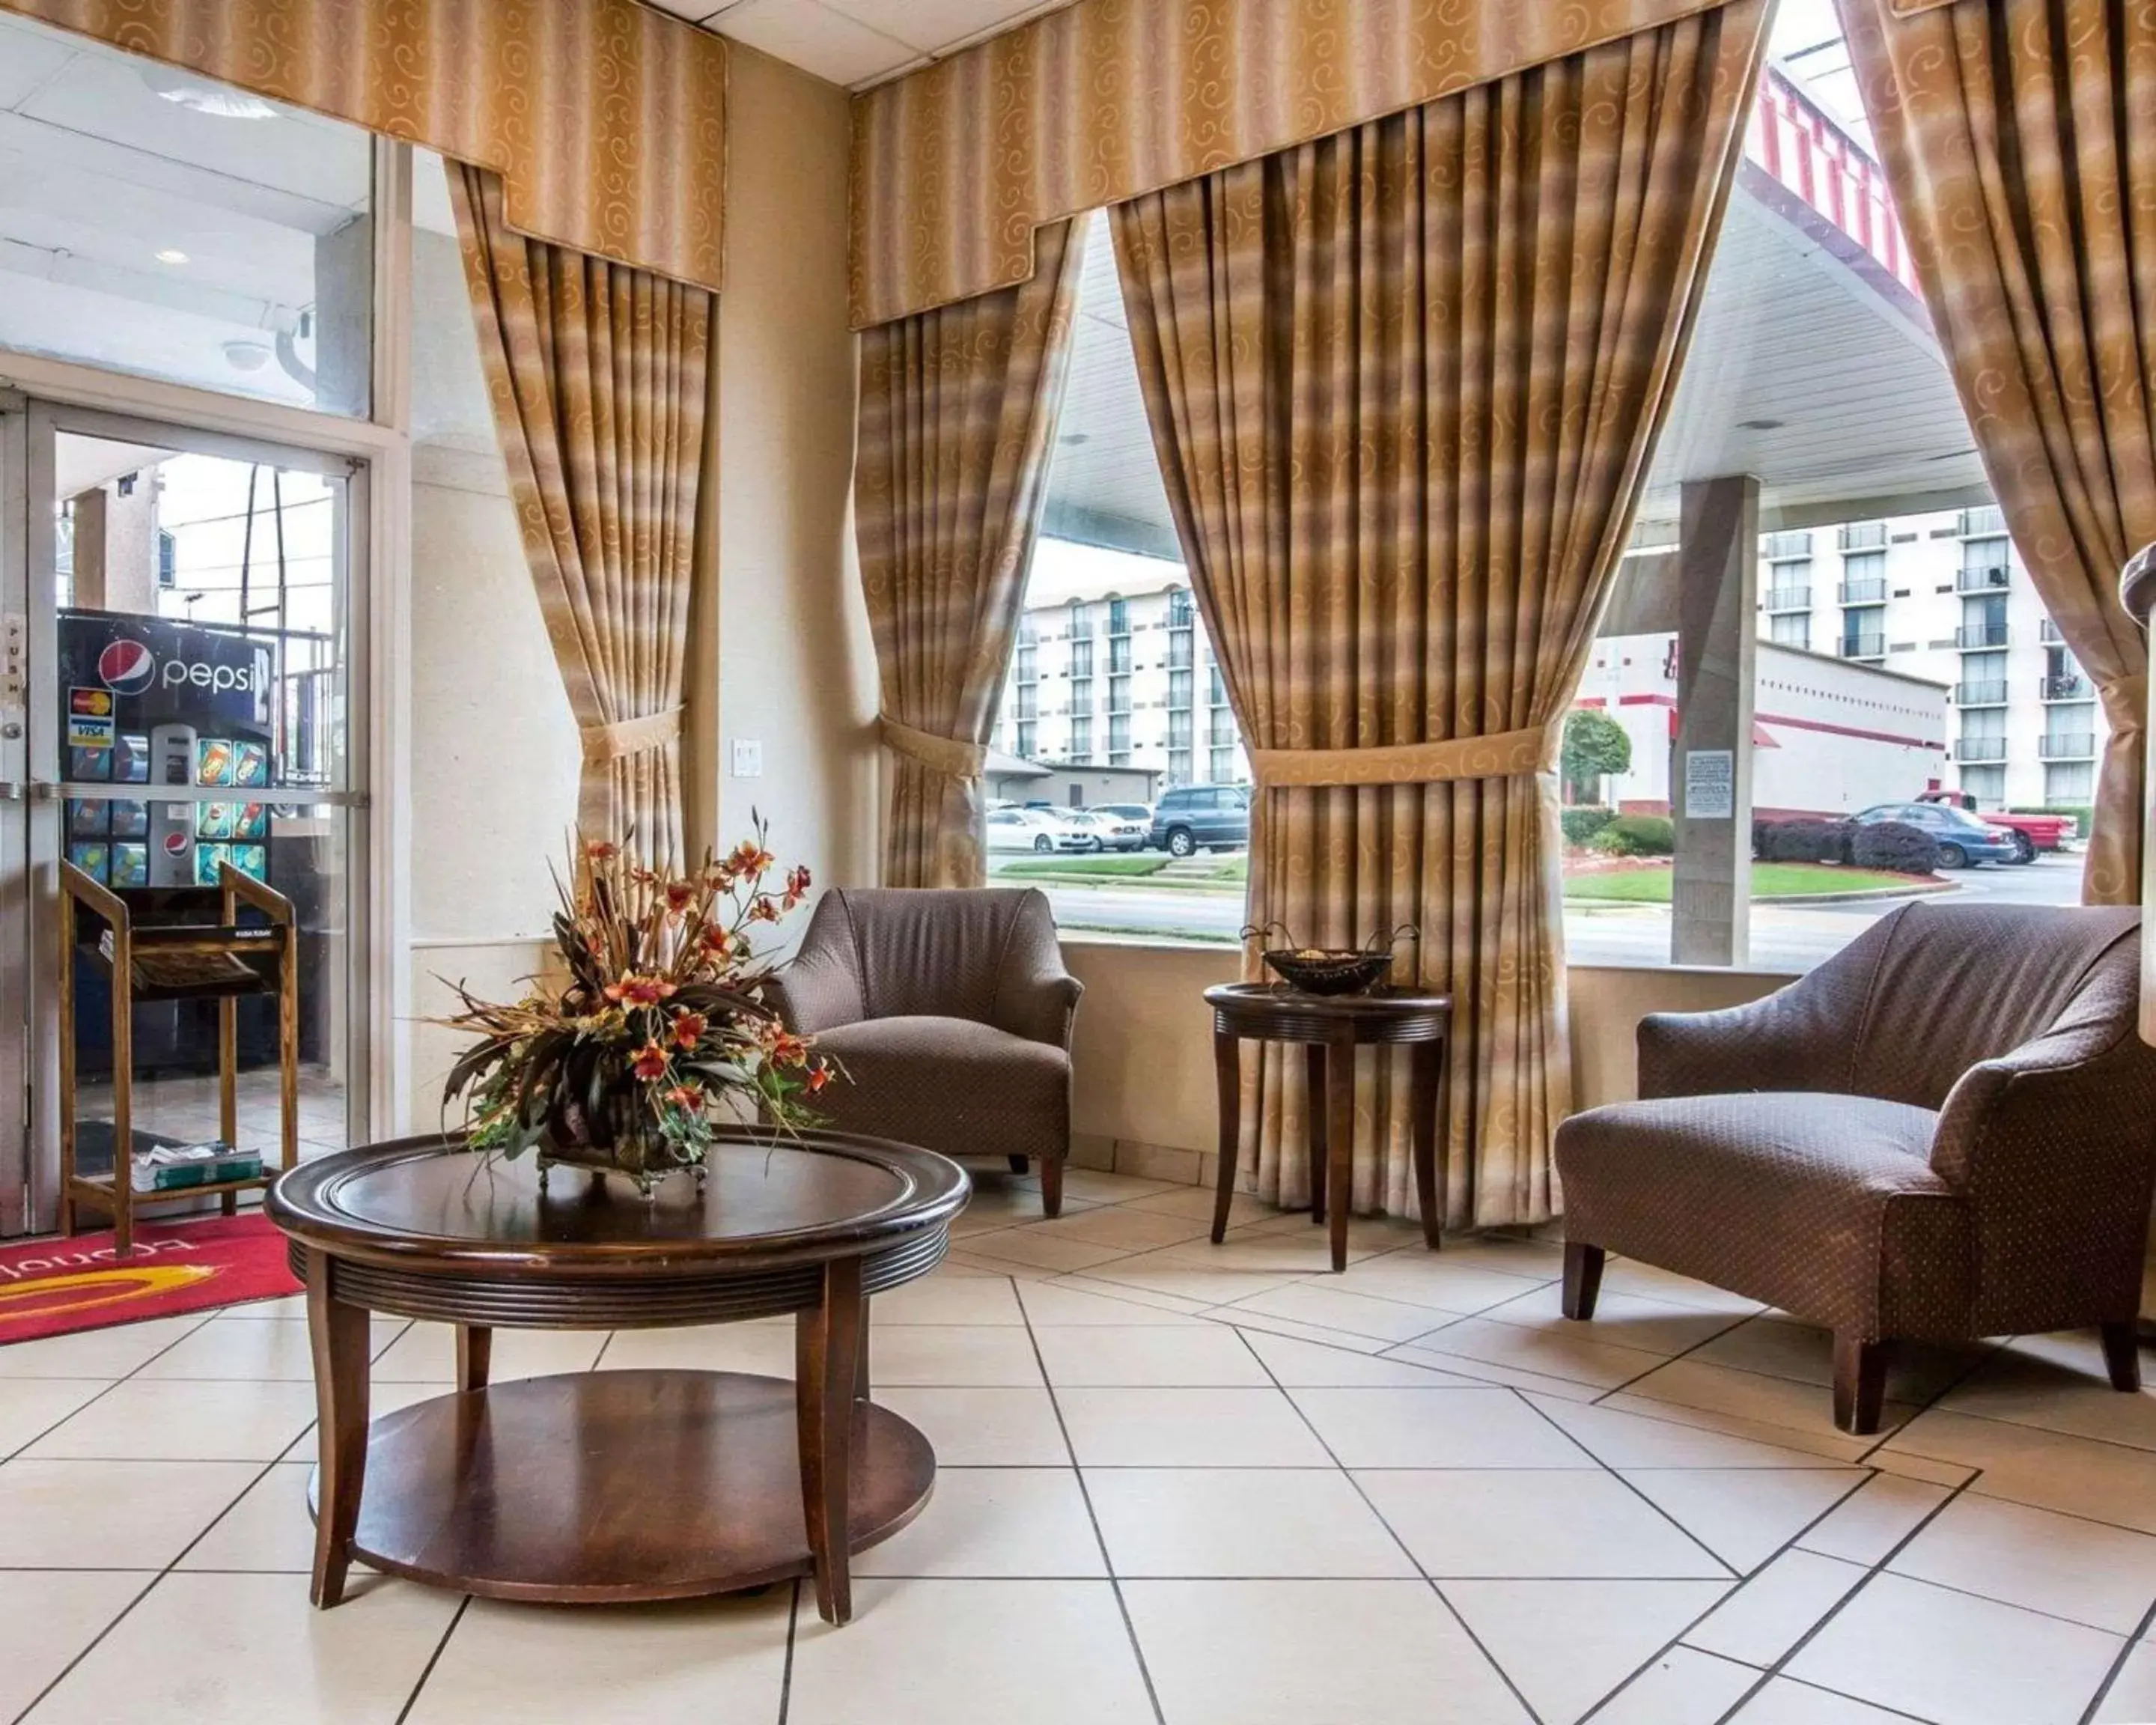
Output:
[
  {"xmin": 1851, "ymin": 801, "xmax": 2020, "ymax": 869},
  {"xmin": 987, "ymin": 807, "xmax": 1091, "ymax": 854},
  {"xmin": 1067, "ymin": 809, "xmax": 1149, "ymax": 852},
  {"xmin": 1149, "ymin": 784, "xmax": 1252, "ymax": 857},
  {"xmin": 1913, "ymin": 789, "xmax": 2069, "ymax": 861},
  {"xmin": 1088, "ymin": 802, "xmax": 1154, "ymax": 825}
]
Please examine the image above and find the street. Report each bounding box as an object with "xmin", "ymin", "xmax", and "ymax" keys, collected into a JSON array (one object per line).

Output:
[{"xmin": 1011, "ymin": 852, "xmax": 2088, "ymax": 970}]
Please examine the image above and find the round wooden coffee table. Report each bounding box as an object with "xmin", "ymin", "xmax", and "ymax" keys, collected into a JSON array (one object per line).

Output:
[{"xmin": 267, "ymin": 1128, "xmax": 969, "ymax": 1626}]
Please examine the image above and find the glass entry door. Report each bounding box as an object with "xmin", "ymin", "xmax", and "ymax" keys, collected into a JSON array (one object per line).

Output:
[{"xmin": 0, "ymin": 398, "xmax": 368, "ymax": 1235}]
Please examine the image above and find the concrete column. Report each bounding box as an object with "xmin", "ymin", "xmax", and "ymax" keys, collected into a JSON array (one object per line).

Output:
[
  {"xmin": 67, "ymin": 482, "xmax": 158, "ymax": 614},
  {"xmin": 1671, "ymin": 475, "xmax": 1760, "ymax": 966}
]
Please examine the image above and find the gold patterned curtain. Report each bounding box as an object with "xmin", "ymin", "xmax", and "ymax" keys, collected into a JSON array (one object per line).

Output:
[
  {"xmin": 1838, "ymin": 0, "xmax": 2156, "ymax": 905},
  {"xmin": 449, "ymin": 165, "xmax": 713, "ymax": 865},
  {"xmin": 1, "ymin": 0, "xmax": 726, "ymax": 290},
  {"xmin": 856, "ymin": 222, "xmax": 1084, "ymax": 889},
  {"xmin": 1111, "ymin": 1, "xmax": 1768, "ymax": 1226}
]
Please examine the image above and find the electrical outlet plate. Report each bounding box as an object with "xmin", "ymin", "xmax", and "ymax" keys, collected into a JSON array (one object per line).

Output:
[{"xmin": 731, "ymin": 739, "xmax": 763, "ymax": 779}]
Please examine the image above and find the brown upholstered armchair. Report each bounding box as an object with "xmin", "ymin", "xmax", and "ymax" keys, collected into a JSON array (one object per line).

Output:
[
  {"xmin": 1555, "ymin": 904, "xmax": 2156, "ymax": 1435},
  {"xmin": 768, "ymin": 887, "xmax": 1082, "ymax": 1215}
]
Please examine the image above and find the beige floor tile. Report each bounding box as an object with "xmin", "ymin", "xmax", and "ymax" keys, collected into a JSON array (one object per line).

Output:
[
  {"xmin": 1086, "ymin": 1467, "xmax": 1417, "ymax": 1578},
  {"xmin": 1594, "ymin": 1646, "xmax": 1763, "ymax": 1725},
  {"xmin": 0, "ymin": 1569, "xmax": 146, "ymax": 1722},
  {"xmin": 1225, "ymin": 1279, "xmax": 1464, "ymax": 1345},
  {"xmin": 1035, "ymin": 1324, "xmax": 1267, "ymax": 1387},
  {"xmin": 1884, "ymin": 1408, "xmax": 2156, "ymax": 1536},
  {"xmin": 1044, "ymin": 1275, "xmax": 1217, "ymax": 1316},
  {"xmin": 1598, "ymin": 1259, "xmax": 1767, "ymax": 1315},
  {"xmin": 1935, "ymin": 1332, "xmax": 2156, "ymax": 1452},
  {"xmin": 1621, "ymin": 1358, "xmax": 1918, "ymax": 1443},
  {"xmin": 597, "ymin": 1321, "xmax": 798, "ymax": 1376},
  {"xmin": 1288, "ymin": 1387, "xmax": 1595, "ymax": 1469},
  {"xmin": 2094, "ymin": 1638, "xmax": 2156, "ymax": 1724},
  {"xmin": 370, "ymin": 1323, "xmax": 608, "ymax": 1382},
  {"xmin": 1443, "ymin": 1578, "xmax": 1732, "ymax": 1725},
  {"xmin": 867, "ymin": 1274, "xmax": 1025, "ymax": 1324},
  {"xmin": 1234, "ymin": 1212, "xmax": 1431, "ymax": 1254},
  {"xmin": 1691, "ymin": 1317, "xmax": 1985, "ymax": 1404},
  {"xmin": 1425, "ymin": 1236, "xmax": 1569, "ymax": 1279},
  {"xmin": 957, "ymin": 1182, "xmax": 1094, "ymax": 1225},
  {"xmin": 1379, "ymin": 1344, "xmax": 1610, "ymax": 1404},
  {"xmin": 1395, "ymin": 1313, "xmax": 1669, "ymax": 1390},
  {"xmin": 943, "ymin": 1249, "xmax": 1064, "ymax": 1282},
  {"xmin": 1867, "ymin": 1449, "xmax": 1976, "ymax": 1488},
  {"xmin": 1479, "ymin": 1283, "xmax": 1745, "ymax": 1357},
  {"xmin": 1326, "ymin": 1254, "xmax": 1550, "ymax": 1315},
  {"xmin": 1621, "ymin": 1468, "xmax": 1866, "ymax": 1574},
  {"xmin": 1058, "ymin": 1169, "xmax": 1184, "ymax": 1203},
  {"xmin": 0, "ymin": 1380, "xmax": 112, "ymax": 1458},
  {"xmin": 1121, "ymin": 1185, "xmax": 1272, "ymax": 1227},
  {"xmin": 1787, "ymin": 1572, "xmax": 2122, "ymax": 1725},
  {"xmin": 1056, "ymin": 1387, "xmax": 1334, "ymax": 1467},
  {"xmin": 1729, "ymin": 1677, "xmax": 1928, "ymax": 1723},
  {"xmin": 404, "ymin": 1592, "xmax": 791, "ymax": 1723},
  {"xmin": 0, "ymin": 1315, "xmax": 210, "ymax": 1379},
  {"xmin": 1216, "ymin": 1310, "xmax": 1396, "ymax": 1355},
  {"xmin": 1889, "ymin": 1493, "xmax": 2156, "ymax": 1636},
  {"xmin": 1023, "ymin": 1206, "xmax": 1213, "ymax": 1252},
  {"xmin": 1360, "ymin": 1468, "xmax": 1728, "ymax": 1578},
  {"xmin": 210, "ymin": 1292, "xmax": 308, "ymax": 1318},
  {"xmin": 1794, "ymin": 1472, "xmax": 1952, "ymax": 1566},
  {"xmin": 0, "ymin": 1458, "xmax": 260, "ymax": 1568},
  {"xmin": 20, "ymin": 1570, "xmax": 463, "ymax": 1725},
  {"xmin": 1596, "ymin": 1390, "xmax": 1875, "ymax": 1465},
  {"xmin": 955, "ymin": 1227, "xmax": 1139, "ymax": 1273},
  {"xmin": 854, "ymin": 1467, "xmax": 1104, "ymax": 1578},
  {"xmin": 24, "ymin": 1379, "xmax": 318, "ymax": 1461},
  {"xmin": 174, "ymin": 1461, "xmax": 315, "ymax": 1572},
  {"xmin": 867, "ymin": 1324, "xmax": 1045, "ymax": 1387},
  {"xmin": 1237, "ymin": 1330, "xmax": 1490, "ymax": 1387},
  {"xmin": 1687, "ymin": 1548, "xmax": 1871, "ymax": 1667},
  {"xmin": 1017, "ymin": 1280, "xmax": 1208, "ymax": 1325},
  {"xmin": 1076, "ymin": 1259, "xmax": 1312, "ymax": 1304},
  {"xmin": 1123, "ymin": 1579, "xmax": 1531, "ymax": 1725},
  {"xmin": 786, "ymin": 1578, "xmax": 1154, "ymax": 1725},
  {"xmin": 1526, "ymin": 1396, "xmax": 1863, "ymax": 1470},
  {"xmin": 874, "ymin": 1387, "xmax": 1070, "ymax": 1465},
  {"xmin": 135, "ymin": 1316, "xmax": 402, "ymax": 1381},
  {"xmin": 1152, "ymin": 1232, "xmax": 1389, "ymax": 1275}
]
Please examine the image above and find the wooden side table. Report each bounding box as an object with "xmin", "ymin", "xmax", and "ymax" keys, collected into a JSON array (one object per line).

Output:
[{"xmin": 1205, "ymin": 983, "xmax": 1453, "ymax": 1272}]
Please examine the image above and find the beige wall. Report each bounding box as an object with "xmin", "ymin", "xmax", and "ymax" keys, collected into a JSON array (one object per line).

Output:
[
  {"xmin": 1061, "ymin": 939, "xmax": 1796, "ymax": 1184},
  {"xmin": 704, "ymin": 45, "xmax": 880, "ymax": 892}
]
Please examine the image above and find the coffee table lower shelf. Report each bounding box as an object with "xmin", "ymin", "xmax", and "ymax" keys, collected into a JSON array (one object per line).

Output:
[{"xmin": 312, "ymin": 1369, "xmax": 936, "ymax": 1604}]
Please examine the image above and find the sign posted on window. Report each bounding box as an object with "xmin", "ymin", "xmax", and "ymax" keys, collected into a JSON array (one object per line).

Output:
[{"xmin": 1684, "ymin": 749, "xmax": 1735, "ymax": 820}]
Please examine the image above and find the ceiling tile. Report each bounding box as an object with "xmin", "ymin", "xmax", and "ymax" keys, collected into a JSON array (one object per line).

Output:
[
  {"xmin": 824, "ymin": 0, "xmax": 1060, "ymax": 55},
  {"xmin": 639, "ymin": 0, "xmax": 722, "ymax": 20},
  {"xmin": 710, "ymin": 0, "xmax": 920, "ymax": 88}
]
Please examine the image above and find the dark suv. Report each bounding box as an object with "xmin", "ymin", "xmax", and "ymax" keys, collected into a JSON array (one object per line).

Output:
[{"xmin": 1149, "ymin": 784, "xmax": 1252, "ymax": 857}]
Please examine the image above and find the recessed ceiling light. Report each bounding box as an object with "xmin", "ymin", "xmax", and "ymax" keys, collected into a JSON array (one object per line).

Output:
[
  {"xmin": 1060, "ymin": 432, "xmax": 1091, "ymax": 446},
  {"xmin": 1736, "ymin": 417, "xmax": 1785, "ymax": 431},
  {"xmin": 156, "ymin": 249, "xmax": 190, "ymax": 265},
  {"xmin": 222, "ymin": 340, "xmax": 272, "ymax": 373},
  {"xmin": 138, "ymin": 64, "xmax": 277, "ymax": 120}
]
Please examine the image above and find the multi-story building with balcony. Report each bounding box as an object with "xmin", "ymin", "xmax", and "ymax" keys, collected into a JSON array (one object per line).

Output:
[
  {"xmin": 991, "ymin": 537, "xmax": 1249, "ymax": 790},
  {"xmin": 1753, "ymin": 505, "xmax": 2101, "ymax": 812}
]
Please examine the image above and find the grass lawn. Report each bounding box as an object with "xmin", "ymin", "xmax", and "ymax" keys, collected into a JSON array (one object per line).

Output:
[
  {"xmin": 1563, "ymin": 862, "xmax": 1924, "ymax": 903},
  {"xmin": 992, "ymin": 852, "xmax": 1249, "ymax": 889},
  {"xmin": 993, "ymin": 854, "xmax": 1172, "ymax": 878}
]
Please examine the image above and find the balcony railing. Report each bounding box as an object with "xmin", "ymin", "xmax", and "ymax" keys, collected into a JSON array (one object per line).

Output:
[
  {"xmin": 2038, "ymin": 734, "xmax": 2098, "ymax": 761},
  {"xmin": 2041, "ymin": 674, "xmax": 2092, "ymax": 702},
  {"xmin": 1954, "ymin": 681, "xmax": 2009, "ymax": 707},
  {"xmin": 1838, "ymin": 522, "xmax": 1889, "ymax": 552},
  {"xmin": 1956, "ymin": 622, "xmax": 2010, "ymax": 649},
  {"xmin": 1764, "ymin": 587, "xmax": 1811, "ymax": 612},
  {"xmin": 1958, "ymin": 506, "xmax": 2007, "ymax": 538},
  {"xmin": 1955, "ymin": 565, "xmax": 2010, "ymax": 594},
  {"xmin": 1761, "ymin": 531, "xmax": 1812, "ymax": 561},
  {"xmin": 2039, "ymin": 619, "xmax": 2065, "ymax": 645},
  {"xmin": 1839, "ymin": 578, "xmax": 1888, "ymax": 604},
  {"xmin": 1838, "ymin": 634, "xmax": 1886, "ymax": 660},
  {"xmin": 1958, "ymin": 736, "xmax": 2008, "ymax": 762}
]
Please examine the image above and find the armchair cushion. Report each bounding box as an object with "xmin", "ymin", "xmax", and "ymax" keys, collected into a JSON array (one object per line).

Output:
[
  {"xmin": 807, "ymin": 1015, "xmax": 1072, "ymax": 1166},
  {"xmin": 1557, "ymin": 1092, "xmax": 1971, "ymax": 1338}
]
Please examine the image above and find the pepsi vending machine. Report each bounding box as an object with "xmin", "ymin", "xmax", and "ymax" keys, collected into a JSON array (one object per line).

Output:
[{"xmin": 58, "ymin": 611, "xmax": 275, "ymax": 891}]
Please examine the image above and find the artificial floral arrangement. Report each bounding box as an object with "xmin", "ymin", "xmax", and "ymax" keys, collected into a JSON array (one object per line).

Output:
[{"xmin": 436, "ymin": 821, "xmax": 834, "ymax": 1194}]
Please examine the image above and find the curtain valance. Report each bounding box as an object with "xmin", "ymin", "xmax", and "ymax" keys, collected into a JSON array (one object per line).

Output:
[
  {"xmin": 848, "ymin": 0, "xmax": 1755, "ymax": 329},
  {"xmin": 1, "ymin": 0, "xmax": 727, "ymax": 293}
]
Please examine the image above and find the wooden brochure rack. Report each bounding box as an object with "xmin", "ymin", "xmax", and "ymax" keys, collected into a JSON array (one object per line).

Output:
[{"xmin": 58, "ymin": 861, "xmax": 299, "ymax": 1256}]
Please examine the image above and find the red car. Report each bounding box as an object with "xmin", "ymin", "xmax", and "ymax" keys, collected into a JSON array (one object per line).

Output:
[{"xmin": 1914, "ymin": 791, "xmax": 2073, "ymax": 863}]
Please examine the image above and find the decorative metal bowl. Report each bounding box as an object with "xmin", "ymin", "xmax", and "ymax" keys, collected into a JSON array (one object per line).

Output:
[{"xmin": 1242, "ymin": 923, "xmax": 1419, "ymax": 997}]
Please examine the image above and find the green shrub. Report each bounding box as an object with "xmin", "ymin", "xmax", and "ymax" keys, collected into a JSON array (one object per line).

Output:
[
  {"xmin": 1586, "ymin": 814, "xmax": 1675, "ymax": 857},
  {"xmin": 1754, "ymin": 817, "xmax": 1851, "ymax": 865},
  {"xmin": 2009, "ymin": 805, "xmax": 2090, "ymax": 842},
  {"xmin": 1850, "ymin": 820, "xmax": 1940, "ymax": 874},
  {"xmin": 1562, "ymin": 806, "xmax": 1616, "ymax": 846}
]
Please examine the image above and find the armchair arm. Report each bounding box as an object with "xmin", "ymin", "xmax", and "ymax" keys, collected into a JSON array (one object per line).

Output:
[
  {"xmin": 990, "ymin": 890, "xmax": 1084, "ymax": 1049},
  {"xmin": 764, "ymin": 895, "xmax": 867, "ymax": 1035}
]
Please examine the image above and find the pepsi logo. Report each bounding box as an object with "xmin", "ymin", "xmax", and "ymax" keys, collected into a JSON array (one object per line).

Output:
[
  {"xmin": 162, "ymin": 832, "xmax": 189, "ymax": 857},
  {"xmin": 97, "ymin": 640, "xmax": 156, "ymax": 697}
]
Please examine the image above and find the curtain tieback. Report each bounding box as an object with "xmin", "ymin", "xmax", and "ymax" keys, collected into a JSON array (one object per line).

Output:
[
  {"xmin": 879, "ymin": 714, "xmax": 987, "ymax": 779},
  {"xmin": 580, "ymin": 707, "xmax": 683, "ymax": 767},
  {"xmin": 1251, "ymin": 721, "xmax": 1563, "ymax": 788}
]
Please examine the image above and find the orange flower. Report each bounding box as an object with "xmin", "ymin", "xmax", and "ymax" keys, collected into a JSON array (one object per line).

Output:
[
  {"xmin": 663, "ymin": 880, "xmax": 697, "ymax": 916},
  {"xmin": 604, "ymin": 973, "xmax": 677, "ymax": 1007},
  {"xmin": 783, "ymin": 864, "xmax": 811, "ymax": 908},
  {"xmin": 661, "ymin": 1082, "xmax": 704, "ymax": 1110},
  {"xmin": 765, "ymin": 1028, "xmax": 811, "ymax": 1068},
  {"xmin": 670, "ymin": 1008, "xmax": 708, "ymax": 1050},
  {"xmin": 749, "ymin": 897, "xmax": 780, "ymax": 924},
  {"xmin": 585, "ymin": 839, "xmax": 618, "ymax": 862},
  {"xmin": 806, "ymin": 1062, "xmax": 831, "ymax": 1093},
  {"xmin": 631, "ymin": 1040, "xmax": 670, "ymax": 1081},
  {"xmin": 729, "ymin": 839, "xmax": 776, "ymax": 877}
]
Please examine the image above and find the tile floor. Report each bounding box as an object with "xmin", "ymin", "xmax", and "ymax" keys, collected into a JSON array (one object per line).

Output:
[{"xmin": 6, "ymin": 1166, "xmax": 2156, "ymax": 1724}]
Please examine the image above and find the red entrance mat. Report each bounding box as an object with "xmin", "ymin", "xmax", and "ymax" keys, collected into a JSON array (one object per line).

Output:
[{"xmin": 0, "ymin": 1213, "xmax": 302, "ymax": 1346}]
